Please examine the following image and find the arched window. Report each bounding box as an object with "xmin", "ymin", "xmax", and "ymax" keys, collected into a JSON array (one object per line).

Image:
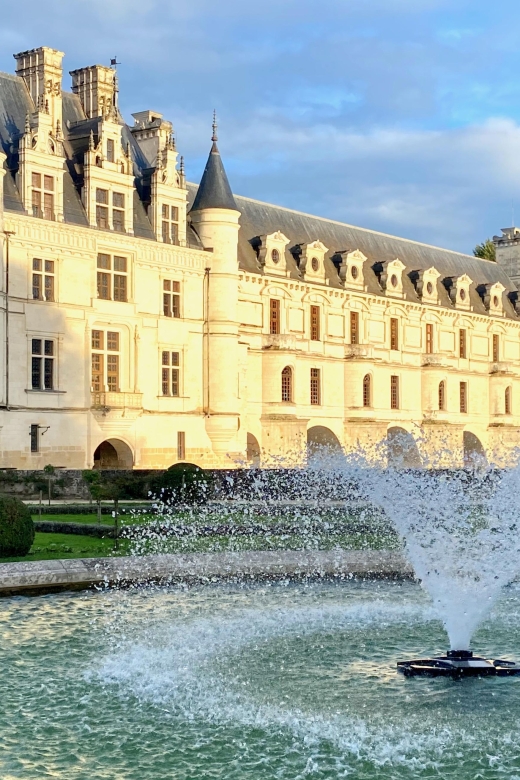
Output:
[
  {"xmin": 505, "ymin": 386, "xmax": 512, "ymax": 415},
  {"xmin": 363, "ymin": 374, "xmax": 371, "ymax": 407},
  {"xmin": 281, "ymin": 366, "xmax": 293, "ymax": 402},
  {"xmin": 438, "ymin": 381, "xmax": 446, "ymax": 411}
]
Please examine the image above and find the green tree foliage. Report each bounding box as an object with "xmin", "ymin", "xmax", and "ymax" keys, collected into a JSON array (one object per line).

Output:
[
  {"xmin": 149, "ymin": 463, "xmax": 211, "ymax": 504},
  {"xmin": 0, "ymin": 495, "xmax": 35, "ymax": 556},
  {"xmin": 473, "ymin": 239, "xmax": 496, "ymax": 261}
]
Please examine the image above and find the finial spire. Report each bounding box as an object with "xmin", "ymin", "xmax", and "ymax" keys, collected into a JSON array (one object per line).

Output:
[
  {"xmin": 212, "ymin": 110, "xmax": 218, "ymax": 143},
  {"xmin": 179, "ymin": 155, "xmax": 185, "ymax": 175}
]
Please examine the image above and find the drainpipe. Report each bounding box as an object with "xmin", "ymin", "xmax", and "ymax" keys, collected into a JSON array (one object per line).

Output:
[{"xmin": 2, "ymin": 230, "xmax": 14, "ymax": 410}]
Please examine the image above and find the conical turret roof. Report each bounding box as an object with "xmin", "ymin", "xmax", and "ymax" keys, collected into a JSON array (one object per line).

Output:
[{"xmin": 190, "ymin": 115, "xmax": 238, "ymax": 213}]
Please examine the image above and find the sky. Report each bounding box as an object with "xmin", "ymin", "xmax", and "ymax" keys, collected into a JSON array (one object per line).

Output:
[{"xmin": 1, "ymin": 0, "xmax": 520, "ymax": 254}]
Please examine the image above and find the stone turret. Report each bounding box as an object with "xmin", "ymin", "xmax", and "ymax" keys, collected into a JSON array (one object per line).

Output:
[
  {"xmin": 189, "ymin": 117, "xmax": 242, "ymax": 458},
  {"xmin": 494, "ymin": 228, "xmax": 520, "ymax": 290}
]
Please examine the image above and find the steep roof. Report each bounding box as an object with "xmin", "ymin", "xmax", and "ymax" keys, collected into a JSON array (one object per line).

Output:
[
  {"xmin": 190, "ymin": 141, "xmax": 238, "ymax": 213},
  {"xmin": 187, "ymin": 184, "xmax": 518, "ymax": 319}
]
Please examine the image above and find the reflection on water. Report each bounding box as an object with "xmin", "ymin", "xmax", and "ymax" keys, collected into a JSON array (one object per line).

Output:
[{"xmin": 2, "ymin": 580, "xmax": 520, "ymax": 779}]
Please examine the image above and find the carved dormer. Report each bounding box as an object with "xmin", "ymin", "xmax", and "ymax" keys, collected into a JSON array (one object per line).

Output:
[
  {"xmin": 479, "ymin": 281, "xmax": 506, "ymax": 317},
  {"xmin": 445, "ymin": 274, "xmax": 472, "ymax": 310},
  {"xmin": 413, "ymin": 266, "xmax": 441, "ymax": 305},
  {"xmin": 131, "ymin": 112, "xmax": 187, "ymax": 245},
  {"xmin": 380, "ymin": 258, "xmax": 406, "ymax": 298},
  {"xmin": 337, "ymin": 249, "xmax": 366, "ymax": 290},
  {"xmin": 256, "ymin": 231, "xmax": 291, "ymax": 276},
  {"xmin": 297, "ymin": 240, "xmax": 328, "ymax": 283},
  {"xmin": 81, "ymin": 116, "xmax": 135, "ymax": 234},
  {"xmin": 17, "ymin": 114, "xmax": 66, "ymax": 224}
]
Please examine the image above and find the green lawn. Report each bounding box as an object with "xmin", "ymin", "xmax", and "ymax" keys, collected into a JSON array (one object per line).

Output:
[{"xmin": 0, "ymin": 532, "xmax": 130, "ymax": 563}]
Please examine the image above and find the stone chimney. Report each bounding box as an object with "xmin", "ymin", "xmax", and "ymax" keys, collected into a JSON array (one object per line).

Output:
[
  {"xmin": 13, "ymin": 46, "xmax": 64, "ymax": 124},
  {"xmin": 69, "ymin": 64, "xmax": 117, "ymax": 120}
]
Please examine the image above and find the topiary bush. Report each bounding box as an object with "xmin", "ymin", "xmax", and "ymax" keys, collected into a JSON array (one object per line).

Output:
[
  {"xmin": 0, "ymin": 495, "xmax": 35, "ymax": 557},
  {"xmin": 149, "ymin": 463, "xmax": 211, "ymax": 505}
]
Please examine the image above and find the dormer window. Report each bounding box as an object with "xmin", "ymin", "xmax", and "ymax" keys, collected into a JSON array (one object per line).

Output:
[
  {"xmin": 340, "ymin": 250, "xmax": 365, "ymax": 289},
  {"xmin": 32, "ymin": 172, "xmax": 54, "ymax": 220},
  {"xmin": 446, "ymin": 274, "xmax": 472, "ymax": 310},
  {"xmin": 271, "ymin": 248, "xmax": 280, "ymax": 264},
  {"xmin": 381, "ymin": 258, "xmax": 406, "ymax": 297},
  {"xmin": 161, "ymin": 204, "xmax": 179, "ymax": 244}
]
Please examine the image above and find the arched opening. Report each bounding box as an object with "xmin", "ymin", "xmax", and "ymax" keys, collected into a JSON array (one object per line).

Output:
[
  {"xmin": 387, "ymin": 426, "xmax": 422, "ymax": 469},
  {"xmin": 307, "ymin": 426, "xmax": 343, "ymax": 462},
  {"xmin": 438, "ymin": 380, "xmax": 446, "ymax": 411},
  {"xmin": 246, "ymin": 433, "xmax": 261, "ymax": 466},
  {"xmin": 281, "ymin": 366, "xmax": 293, "ymax": 402},
  {"xmin": 93, "ymin": 439, "xmax": 133, "ymax": 469},
  {"xmin": 363, "ymin": 374, "xmax": 371, "ymax": 407},
  {"xmin": 505, "ymin": 386, "xmax": 512, "ymax": 415},
  {"xmin": 463, "ymin": 431, "xmax": 487, "ymax": 468}
]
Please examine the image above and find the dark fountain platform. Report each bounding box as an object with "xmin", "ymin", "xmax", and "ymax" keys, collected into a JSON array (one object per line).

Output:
[{"xmin": 397, "ymin": 650, "xmax": 520, "ymax": 677}]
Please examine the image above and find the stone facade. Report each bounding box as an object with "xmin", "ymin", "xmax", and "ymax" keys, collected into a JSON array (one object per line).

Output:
[{"xmin": 1, "ymin": 45, "xmax": 520, "ymax": 470}]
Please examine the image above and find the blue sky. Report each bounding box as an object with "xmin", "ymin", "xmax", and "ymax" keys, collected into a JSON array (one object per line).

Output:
[{"xmin": 1, "ymin": 0, "xmax": 520, "ymax": 254}]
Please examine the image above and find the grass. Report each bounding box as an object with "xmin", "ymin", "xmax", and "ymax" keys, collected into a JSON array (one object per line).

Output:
[{"xmin": 0, "ymin": 532, "xmax": 130, "ymax": 563}]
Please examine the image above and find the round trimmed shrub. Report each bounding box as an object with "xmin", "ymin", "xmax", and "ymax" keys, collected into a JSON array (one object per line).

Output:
[{"xmin": 0, "ymin": 495, "xmax": 35, "ymax": 557}]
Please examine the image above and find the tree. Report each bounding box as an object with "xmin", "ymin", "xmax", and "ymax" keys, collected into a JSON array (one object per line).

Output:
[{"xmin": 473, "ymin": 239, "xmax": 496, "ymax": 262}]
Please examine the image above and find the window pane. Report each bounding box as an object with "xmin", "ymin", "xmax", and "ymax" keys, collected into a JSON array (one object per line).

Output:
[
  {"xmin": 162, "ymin": 221, "xmax": 170, "ymax": 243},
  {"xmin": 32, "ymin": 172, "xmax": 41, "ymax": 188},
  {"xmin": 106, "ymin": 139, "xmax": 115, "ymax": 162},
  {"xmin": 170, "ymin": 223, "xmax": 178, "ymax": 244},
  {"xmin": 97, "ymin": 272, "xmax": 110, "ymax": 299},
  {"xmin": 114, "ymin": 256, "xmax": 127, "ymax": 272},
  {"xmin": 92, "ymin": 330, "xmax": 103, "ymax": 350},
  {"xmin": 113, "ymin": 210, "xmax": 124, "ymax": 232},
  {"xmin": 162, "ymin": 351, "xmax": 170, "ymax": 366},
  {"xmin": 91, "ymin": 354, "xmax": 103, "ymax": 391},
  {"xmin": 350, "ymin": 312, "xmax": 359, "ymax": 345},
  {"xmin": 270, "ymin": 299, "xmax": 280, "ymax": 335},
  {"xmin": 44, "ymin": 358, "xmax": 53, "ymax": 390},
  {"xmin": 172, "ymin": 281, "xmax": 180, "ymax": 292},
  {"xmin": 107, "ymin": 332, "xmax": 119, "ymax": 351},
  {"xmin": 171, "ymin": 368, "xmax": 179, "ymax": 396},
  {"xmin": 113, "ymin": 192, "xmax": 125, "ymax": 208},
  {"xmin": 44, "ymin": 260, "xmax": 54, "ymax": 273},
  {"xmin": 172, "ymin": 294, "xmax": 180, "ymax": 318},
  {"xmin": 163, "ymin": 280, "xmax": 171, "ymax": 291},
  {"xmin": 97, "ymin": 254, "xmax": 110, "ymax": 269},
  {"xmin": 163, "ymin": 293, "xmax": 171, "ymax": 317},
  {"xmin": 171, "ymin": 206, "xmax": 179, "ymax": 221},
  {"xmin": 44, "ymin": 275, "xmax": 54, "ymax": 301},
  {"xmin": 107, "ymin": 355, "xmax": 119, "ymax": 391},
  {"xmin": 43, "ymin": 175, "xmax": 54, "ymax": 191},
  {"xmin": 96, "ymin": 205, "xmax": 108, "ymax": 228},
  {"xmin": 32, "ymin": 357, "xmax": 41, "ymax": 389},
  {"xmin": 96, "ymin": 188, "xmax": 108, "ymax": 204},
  {"xmin": 32, "ymin": 339, "xmax": 42, "ymax": 355},
  {"xmin": 162, "ymin": 367, "xmax": 169, "ymax": 395},
  {"xmin": 32, "ymin": 274, "xmax": 42, "ymax": 300},
  {"xmin": 310, "ymin": 305, "xmax": 320, "ymax": 341},
  {"xmin": 162, "ymin": 204, "xmax": 169, "ymax": 219},
  {"xmin": 113, "ymin": 274, "xmax": 127, "ymax": 302},
  {"xmin": 172, "ymin": 352, "xmax": 180, "ymax": 366},
  {"xmin": 33, "ymin": 258, "xmax": 42, "ymax": 271},
  {"xmin": 43, "ymin": 192, "xmax": 54, "ymax": 219},
  {"xmin": 44, "ymin": 340, "xmax": 54, "ymax": 356}
]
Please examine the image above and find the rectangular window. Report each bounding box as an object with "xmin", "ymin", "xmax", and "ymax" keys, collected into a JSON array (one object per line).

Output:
[
  {"xmin": 177, "ymin": 431, "xmax": 186, "ymax": 460},
  {"xmin": 390, "ymin": 375, "xmax": 399, "ymax": 410},
  {"xmin": 460, "ymin": 381, "xmax": 468, "ymax": 413},
  {"xmin": 270, "ymin": 299, "xmax": 280, "ymax": 335},
  {"xmin": 91, "ymin": 329, "xmax": 120, "ymax": 392},
  {"xmin": 97, "ymin": 254, "xmax": 128, "ymax": 301},
  {"xmin": 106, "ymin": 138, "xmax": 115, "ymax": 163},
  {"xmin": 425, "ymin": 323, "xmax": 433, "ymax": 354},
  {"xmin": 161, "ymin": 203, "xmax": 180, "ymax": 244},
  {"xmin": 459, "ymin": 329, "xmax": 467, "ymax": 359},
  {"xmin": 492, "ymin": 334, "xmax": 499, "ymax": 363},
  {"xmin": 31, "ymin": 173, "xmax": 55, "ymax": 219},
  {"xmin": 390, "ymin": 318, "xmax": 399, "ymax": 350},
  {"xmin": 161, "ymin": 351, "xmax": 180, "ymax": 396},
  {"xmin": 32, "ymin": 258, "xmax": 55, "ymax": 301},
  {"xmin": 31, "ymin": 338, "xmax": 54, "ymax": 390},
  {"xmin": 350, "ymin": 311, "xmax": 359, "ymax": 345},
  {"xmin": 163, "ymin": 280, "xmax": 181, "ymax": 318},
  {"xmin": 30, "ymin": 424, "xmax": 39, "ymax": 453},
  {"xmin": 310, "ymin": 368, "xmax": 321, "ymax": 405},
  {"xmin": 310, "ymin": 305, "xmax": 320, "ymax": 341},
  {"xmin": 96, "ymin": 188, "xmax": 109, "ymax": 229}
]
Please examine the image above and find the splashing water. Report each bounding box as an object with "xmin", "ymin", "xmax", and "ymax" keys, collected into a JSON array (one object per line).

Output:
[{"xmin": 356, "ymin": 456, "xmax": 520, "ymax": 651}]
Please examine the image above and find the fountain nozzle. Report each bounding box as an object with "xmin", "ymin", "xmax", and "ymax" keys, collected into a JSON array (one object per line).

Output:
[{"xmin": 447, "ymin": 650, "xmax": 473, "ymax": 660}]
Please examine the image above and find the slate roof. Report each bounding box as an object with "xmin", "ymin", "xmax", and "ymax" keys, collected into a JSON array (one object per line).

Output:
[
  {"xmin": 1, "ymin": 68, "xmax": 518, "ymax": 318},
  {"xmin": 186, "ymin": 184, "xmax": 519, "ymax": 319},
  {"xmin": 190, "ymin": 141, "xmax": 238, "ymax": 213}
]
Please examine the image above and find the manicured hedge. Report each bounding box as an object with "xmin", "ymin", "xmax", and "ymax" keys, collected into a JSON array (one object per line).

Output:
[{"xmin": 0, "ymin": 495, "xmax": 35, "ymax": 556}]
